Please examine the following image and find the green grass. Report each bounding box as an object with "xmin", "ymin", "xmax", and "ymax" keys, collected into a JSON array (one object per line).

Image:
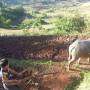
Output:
[
  {"xmin": 8, "ymin": 58, "xmax": 67, "ymax": 73},
  {"xmin": 76, "ymin": 71, "xmax": 90, "ymax": 90},
  {"xmin": 65, "ymin": 73, "xmax": 84, "ymax": 90},
  {"xmin": 0, "ymin": 5, "xmax": 90, "ymax": 36},
  {"xmin": 9, "ymin": 58, "xmax": 52, "ymax": 68}
]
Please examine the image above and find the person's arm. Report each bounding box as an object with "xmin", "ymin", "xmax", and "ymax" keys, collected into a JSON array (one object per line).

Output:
[
  {"xmin": 9, "ymin": 68, "xmax": 29, "ymax": 77},
  {"xmin": 4, "ymin": 79, "xmax": 21, "ymax": 86},
  {"xmin": 9, "ymin": 68, "xmax": 19, "ymax": 76}
]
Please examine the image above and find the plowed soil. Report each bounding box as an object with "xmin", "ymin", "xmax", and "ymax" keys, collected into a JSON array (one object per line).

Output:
[
  {"xmin": 0, "ymin": 35, "xmax": 89, "ymax": 90},
  {"xmin": 20, "ymin": 64, "xmax": 82, "ymax": 90}
]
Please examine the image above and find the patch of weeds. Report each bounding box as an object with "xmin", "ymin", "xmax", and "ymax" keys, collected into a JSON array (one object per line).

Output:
[
  {"xmin": 8, "ymin": 58, "xmax": 54, "ymax": 68},
  {"xmin": 76, "ymin": 71, "xmax": 90, "ymax": 90},
  {"xmin": 65, "ymin": 72, "xmax": 84, "ymax": 90}
]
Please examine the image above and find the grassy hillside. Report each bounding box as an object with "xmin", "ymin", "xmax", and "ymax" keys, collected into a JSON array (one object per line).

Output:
[
  {"xmin": 0, "ymin": 1, "xmax": 90, "ymax": 36},
  {"xmin": 1, "ymin": 0, "xmax": 90, "ymax": 36}
]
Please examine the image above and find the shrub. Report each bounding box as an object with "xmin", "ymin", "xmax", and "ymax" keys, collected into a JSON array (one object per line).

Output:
[
  {"xmin": 32, "ymin": 17, "xmax": 46, "ymax": 28},
  {"xmin": 0, "ymin": 15, "xmax": 11, "ymax": 28},
  {"xmin": 18, "ymin": 19, "xmax": 33, "ymax": 29},
  {"xmin": 19, "ymin": 16, "xmax": 46, "ymax": 30},
  {"xmin": 1, "ymin": 6, "xmax": 25, "ymax": 21},
  {"xmin": 0, "ymin": 6, "xmax": 25, "ymax": 28},
  {"xmin": 54, "ymin": 15, "xmax": 86, "ymax": 34}
]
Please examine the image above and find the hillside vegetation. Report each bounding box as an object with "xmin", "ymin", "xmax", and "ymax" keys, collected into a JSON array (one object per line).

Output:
[{"xmin": 0, "ymin": 1, "xmax": 90, "ymax": 36}]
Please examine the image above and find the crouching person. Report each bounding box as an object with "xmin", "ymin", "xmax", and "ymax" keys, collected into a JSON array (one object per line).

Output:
[{"xmin": 0, "ymin": 58, "xmax": 24, "ymax": 90}]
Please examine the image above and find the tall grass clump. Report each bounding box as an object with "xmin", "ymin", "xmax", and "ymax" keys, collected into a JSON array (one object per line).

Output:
[
  {"xmin": 76, "ymin": 71, "xmax": 90, "ymax": 90},
  {"xmin": 65, "ymin": 73, "xmax": 84, "ymax": 90},
  {"xmin": 54, "ymin": 14, "xmax": 86, "ymax": 35}
]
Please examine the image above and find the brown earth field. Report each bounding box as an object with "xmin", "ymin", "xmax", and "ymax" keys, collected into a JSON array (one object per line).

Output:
[
  {"xmin": 19, "ymin": 64, "xmax": 83, "ymax": 90},
  {"xmin": 0, "ymin": 35, "xmax": 80, "ymax": 60},
  {"xmin": 0, "ymin": 35, "xmax": 89, "ymax": 90}
]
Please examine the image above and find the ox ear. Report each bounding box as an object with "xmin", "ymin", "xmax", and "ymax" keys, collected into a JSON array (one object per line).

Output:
[
  {"xmin": 71, "ymin": 35, "xmax": 78, "ymax": 42},
  {"xmin": 66, "ymin": 38, "xmax": 70, "ymax": 42},
  {"xmin": 67, "ymin": 35, "xmax": 78, "ymax": 45}
]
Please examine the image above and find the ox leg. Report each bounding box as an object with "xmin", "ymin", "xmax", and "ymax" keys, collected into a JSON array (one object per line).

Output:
[
  {"xmin": 67, "ymin": 47, "xmax": 77, "ymax": 71},
  {"xmin": 67, "ymin": 53, "xmax": 71, "ymax": 71},
  {"xmin": 67, "ymin": 56, "xmax": 72, "ymax": 71},
  {"xmin": 67, "ymin": 58, "xmax": 75, "ymax": 71},
  {"xmin": 67, "ymin": 60, "xmax": 71, "ymax": 71},
  {"xmin": 67, "ymin": 54, "xmax": 78, "ymax": 71},
  {"xmin": 75, "ymin": 58, "xmax": 81, "ymax": 67}
]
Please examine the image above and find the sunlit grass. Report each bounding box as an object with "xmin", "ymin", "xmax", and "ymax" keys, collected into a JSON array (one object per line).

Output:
[
  {"xmin": 0, "ymin": 28, "xmax": 23, "ymax": 36},
  {"xmin": 76, "ymin": 71, "xmax": 90, "ymax": 90},
  {"xmin": 8, "ymin": 58, "xmax": 67, "ymax": 69},
  {"xmin": 8, "ymin": 58, "xmax": 57, "ymax": 67},
  {"xmin": 0, "ymin": 3, "xmax": 90, "ymax": 36}
]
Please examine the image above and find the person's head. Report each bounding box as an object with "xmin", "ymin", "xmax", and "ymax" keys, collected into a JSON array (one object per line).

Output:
[{"xmin": 0, "ymin": 58, "xmax": 9, "ymax": 70}]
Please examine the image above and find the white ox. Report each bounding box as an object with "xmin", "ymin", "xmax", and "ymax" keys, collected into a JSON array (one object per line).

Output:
[{"xmin": 67, "ymin": 39, "xmax": 90, "ymax": 71}]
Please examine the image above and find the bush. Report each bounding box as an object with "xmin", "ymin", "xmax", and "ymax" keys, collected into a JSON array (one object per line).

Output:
[
  {"xmin": 18, "ymin": 19, "xmax": 33, "ymax": 29},
  {"xmin": 1, "ymin": 6, "xmax": 25, "ymax": 20},
  {"xmin": 32, "ymin": 17, "xmax": 44, "ymax": 28},
  {"xmin": 19, "ymin": 17, "xmax": 46, "ymax": 30},
  {"xmin": 0, "ymin": 6, "xmax": 25, "ymax": 28},
  {"xmin": 54, "ymin": 15, "xmax": 86, "ymax": 34},
  {"xmin": 0, "ymin": 15, "xmax": 11, "ymax": 28}
]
